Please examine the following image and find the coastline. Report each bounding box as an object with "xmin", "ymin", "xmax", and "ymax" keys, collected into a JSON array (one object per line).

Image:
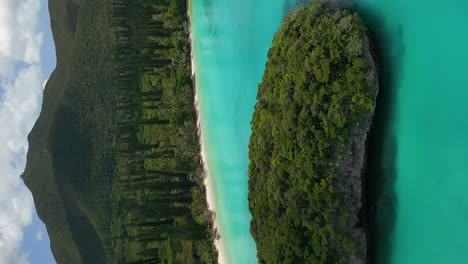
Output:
[{"xmin": 188, "ymin": 2, "xmax": 227, "ymax": 264}]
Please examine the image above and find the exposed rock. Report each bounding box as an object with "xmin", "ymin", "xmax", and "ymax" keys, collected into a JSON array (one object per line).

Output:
[{"xmin": 332, "ymin": 33, "xmax": 379, "ymax": 264}]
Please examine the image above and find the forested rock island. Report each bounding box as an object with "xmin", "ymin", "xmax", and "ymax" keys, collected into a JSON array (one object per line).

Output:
[
  {"xmin": 248, "ymin": 2, "xmax": 378, "ymax": 264},
  {"xmin": 23, "ymin": 0, "xmax": 217, "ymax": 263}
]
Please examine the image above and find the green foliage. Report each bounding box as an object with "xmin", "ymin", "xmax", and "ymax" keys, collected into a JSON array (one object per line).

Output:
[
  {"xmin": 248, "ymin": 2, "xmax": 374, "ymax": 264},
  {"xmin": 24, "ymin": 0, "xmax": 120, "ymax": 262},
  {"xmin": 23, "ymin": 0, "xmax": 217, "ymax": 263},
  {"xmin": 109, "ymin": 0, "xmax": 217, "ymax": 263}
]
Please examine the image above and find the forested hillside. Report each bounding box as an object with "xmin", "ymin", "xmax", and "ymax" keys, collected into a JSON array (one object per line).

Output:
[
  {"xmin": 108, "ymin": 0, "xmax": 217, "ymax": 263},
  {"xmin": 248, "ymin": 2, "xmax": 378, "ymax": 264},
  {"xmin": 23, "ymin": 0, "xmax": 217, "ymax": 263}
]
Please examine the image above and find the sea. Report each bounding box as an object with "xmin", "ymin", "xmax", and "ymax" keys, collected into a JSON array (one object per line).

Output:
[{"xmin": 191, "ymin": 0, "xmax": 468, "ymax": 263}]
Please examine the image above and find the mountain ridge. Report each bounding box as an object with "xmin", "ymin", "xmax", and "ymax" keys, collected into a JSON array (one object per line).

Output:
[{"xmin": 24, "ymin": 0, "xmax": 112, "ymax": 263}]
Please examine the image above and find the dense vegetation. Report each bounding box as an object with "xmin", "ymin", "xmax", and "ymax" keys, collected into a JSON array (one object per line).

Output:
[
  {"xmin": 23, "ymin": 0, "xmax": 217, "ymax": 263},
  {"xmin": 109, "ymin": 0, "xmax": 217, "ymax": 263},
  {"xmin": 248, "ymin": 2, "xmax": 377, "ymax": 264},
  {"xmin": 24, "ymin": 0, "xmax": 118, "ymax": 262}
]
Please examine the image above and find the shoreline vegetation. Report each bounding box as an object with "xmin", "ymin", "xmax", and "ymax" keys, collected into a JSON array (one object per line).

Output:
[
  {"xmin": 108, "ymin": 0, "xmax": 218, "ymax": 262},
  {"xmin": 188, "ymin": 1, "xmax": 226, "ymax": 262},
  {"xmin": 23, "ymin": 0, "xmax": 217, "ymax": 263},
  {"xmin": 248, "ymin": 2, "xmax": 378, "ymax": 264}
]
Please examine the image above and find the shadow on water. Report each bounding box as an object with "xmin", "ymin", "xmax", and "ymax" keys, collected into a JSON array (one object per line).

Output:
[{"xmin": 350, "ymin": 4, "xmax": 406, "ymax": 264}]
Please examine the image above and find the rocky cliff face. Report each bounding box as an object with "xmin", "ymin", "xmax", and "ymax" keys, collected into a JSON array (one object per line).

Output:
[{"xmin": 332, "ymin": 35, "xmax": 379, "ymax": 264}]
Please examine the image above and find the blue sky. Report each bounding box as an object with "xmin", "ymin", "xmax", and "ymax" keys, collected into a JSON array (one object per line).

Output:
[{"xmin": 0, "ymin": 0, "xmax": 56, "ymax": 263}]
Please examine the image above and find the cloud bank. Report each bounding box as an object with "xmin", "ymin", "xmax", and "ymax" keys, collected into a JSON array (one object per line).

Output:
[
  {"xmin": 0, "ymin": 0, "xmax": 43, "ymax": 76},
  {"xmin": 35, "ymin": 230, "xmax": 43, "ymax": 241},
  {"xmin": 0, "ymin": 0, "xmax": 45, "ymax": 263}
]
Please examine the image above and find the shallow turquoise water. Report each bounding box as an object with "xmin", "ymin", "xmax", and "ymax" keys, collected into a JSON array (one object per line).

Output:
[
  {"xmin": 355, "ymin": 0, "xmax": 468, "ymax": 263},
  {"xmin": 190, "ymin": 0, "xmax": 300, "ymax": 263},
  {"xmin": 192, "ymin": 0, "xmax": 468, "ymax": 263}
]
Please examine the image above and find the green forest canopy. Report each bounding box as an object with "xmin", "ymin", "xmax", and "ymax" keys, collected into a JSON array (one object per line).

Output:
[
  {"xmin": 23, "ymin": 0, "xmax": 217, "ymax": 263},
  {"xmin": 248, "ymin": 2, "xmax": 376, "ymax": 264}
]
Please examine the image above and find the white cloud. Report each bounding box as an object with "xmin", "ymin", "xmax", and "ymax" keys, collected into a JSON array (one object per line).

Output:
[
  {"xmin": 0, "ymin": 0, "xmax": 43, "ymax": 77},
  {"xmin": 42, "ymin": 78, "xmax": 48, "ymax": 91},
  {"xmin": 35, "ymin": 230, "xmax": 42, "ymax": 241},
  {"xmin": 0, "ymin": 65, "xmax": 42, "ymax": 264},
  {"xmin": 0, "ymin": 0, "xmax": 45, "ymax": 263}
]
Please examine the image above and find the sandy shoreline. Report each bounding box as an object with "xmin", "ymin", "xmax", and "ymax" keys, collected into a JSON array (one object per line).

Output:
[{"xmin": 188, "ymin": 3, "xmax": 227, "ymax": 264}]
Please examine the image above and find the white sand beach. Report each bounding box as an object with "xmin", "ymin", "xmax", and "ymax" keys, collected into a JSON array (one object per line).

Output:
[{"xmin": 188, "ymin": 3, "xmax": 227, "ymax": 264}]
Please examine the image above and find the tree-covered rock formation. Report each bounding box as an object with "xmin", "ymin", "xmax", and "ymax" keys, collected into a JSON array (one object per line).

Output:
[{"xmin": 248, "ymin": 2, "xmax": 378, "ymax": 264}]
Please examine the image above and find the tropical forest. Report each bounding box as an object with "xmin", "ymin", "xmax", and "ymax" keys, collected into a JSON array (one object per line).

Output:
[{"xmin": 7, "ymin": 0, "xmax": 467, "ymax": 263}]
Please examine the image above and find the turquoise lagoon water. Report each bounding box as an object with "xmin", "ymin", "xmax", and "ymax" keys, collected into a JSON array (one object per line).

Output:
[
  {"xmin": 192, "ymin": 0, "xmax": 468, "ymax": 263},
  {"xmin": 354, "ymin": 0, "xmax": 468, "ymax": 263},
  {"xmin": 190, "ymin": 0, "xmax": 300, "ymax": 263}
]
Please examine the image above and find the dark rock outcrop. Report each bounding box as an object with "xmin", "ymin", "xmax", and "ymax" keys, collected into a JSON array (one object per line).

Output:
[{"xmin": 332, "ymin": 35, "xmax": 379, "ymax": 264}]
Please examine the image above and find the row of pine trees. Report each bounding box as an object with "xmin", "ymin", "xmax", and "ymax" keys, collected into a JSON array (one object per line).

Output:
[{"xmin": 108, "ymin": 0, "xmax": 217, "ymax": 263}]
